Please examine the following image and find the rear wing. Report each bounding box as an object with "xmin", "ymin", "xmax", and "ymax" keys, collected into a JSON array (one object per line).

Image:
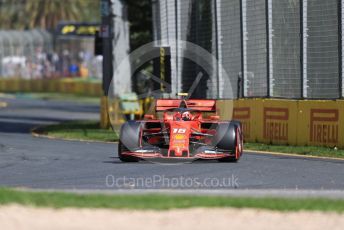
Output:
[{"xmin": 156, "ymin": 99, "xmax": 216, "ymax": 112}]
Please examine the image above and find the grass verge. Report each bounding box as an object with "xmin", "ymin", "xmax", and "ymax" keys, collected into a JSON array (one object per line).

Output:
[
  {"xmin": 35, "ymin": 121, "xmax": 344, "ymax": 159},
  {"xmin": 33, "ymin": 121, "xmax": 118, "ymax": 142},
  {"xmin": 245, "ymin": 142, "xmax": 344, "ymax": 159},
  {"xmin": 0, "ymin": 188, "xmax": 343, "ymax": 212},
  {"xmin": 14, "ymin": 93, "xmax": 100, "ymax": 104}
]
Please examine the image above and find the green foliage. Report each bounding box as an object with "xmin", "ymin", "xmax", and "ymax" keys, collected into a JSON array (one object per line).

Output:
[
  {"xmin": 0, "ymin": 0, "xmax": 100, "ymax": 30},
  {"xmin": 0, "ymin": 0, "xmax": 152, "ymax": 50},
  {"xmin": 245, "ymin": 143, "xmax": 344, "ymax": 159},
  {"xmin": 126, "ymin": 0, "xmax": 153, "ymax": 50},
  {"xmin": 35, "ymin": 120, "xmax": 118, "ymax": 142}
]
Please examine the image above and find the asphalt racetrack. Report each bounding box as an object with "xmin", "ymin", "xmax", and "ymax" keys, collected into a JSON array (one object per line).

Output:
[{"xmin": 0, "ymin": 96, "xmax": 344, "ymax": 194}]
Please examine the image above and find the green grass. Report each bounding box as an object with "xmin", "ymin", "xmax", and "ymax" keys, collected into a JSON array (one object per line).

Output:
[
  {"xmin": 245, "ymin": 142, "xmax": 344, "ymax": 159},
  {"xmin": 15, "ymin": 93, "xmax": 100, "ymax": 104},
  {"xmin": 35, "ymin": 121, "xmax": 344, "ymax": 159},
  {"xmin": 0, "ymin": 188, "xmax": 343, "ymax": 212},
  {"xmin": 34, "ymin": 121, "xmax": 118, "ymax": 142}
]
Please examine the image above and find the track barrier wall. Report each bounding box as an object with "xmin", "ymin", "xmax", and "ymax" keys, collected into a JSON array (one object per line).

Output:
[
  {"xmin": 227, "ymin": 99, "xmax": 344, "ymax": 148},
  {"xmin": 0, "ymin": 78, "xmax": 102, "ymax": 97}
]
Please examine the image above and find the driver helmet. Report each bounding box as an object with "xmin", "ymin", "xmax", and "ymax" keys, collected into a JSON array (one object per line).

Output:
[
  {"xmin": 182, "ymin": 111, "xmax": 191, "ymax": 121},
  {"xmin": 173, "ymin": 112, "xmax": 182, "ymax": 121}
]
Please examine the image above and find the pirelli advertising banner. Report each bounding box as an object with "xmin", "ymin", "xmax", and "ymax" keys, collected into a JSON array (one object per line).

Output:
[
  {"xmin": 258, "ymin": 100, "xmax": 298, "ymax": 145},
  {"xmin": 297, "ymin": 101, "xmax": 343, "ymax": 147},
  {"xmin": 232, "ymin": 99, "xmax": 256, "ymax": 141},
  {"xmin": 221, "ymin": 99, "xmax": 344, "ymax": 148},
  {"xmin": 153, "ymin": 47, "xmax": 171, "ymax": 93}
]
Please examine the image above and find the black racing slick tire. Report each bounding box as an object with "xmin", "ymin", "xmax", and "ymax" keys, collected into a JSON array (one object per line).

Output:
[
  {"xmin": 118, "ymin": 121, "xmax": 143, "ymax": 162},
  {"xmin": 213, "ymin": 121, "xmax": 243, "ymax": 162}
]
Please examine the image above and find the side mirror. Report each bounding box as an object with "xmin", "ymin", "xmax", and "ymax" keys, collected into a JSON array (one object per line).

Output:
[
  {"xmin": 209, "ymin": 115, "xmax": 220, "ymax": 120},
  {"xmin": 144, "ymin": 114, "xmax": 155, "ymax": 120}
]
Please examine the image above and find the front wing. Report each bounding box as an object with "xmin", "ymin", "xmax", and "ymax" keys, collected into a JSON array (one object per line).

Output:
[{"xmin": 120, "ymin": 148, "xmax": 237, "ymax": 160}]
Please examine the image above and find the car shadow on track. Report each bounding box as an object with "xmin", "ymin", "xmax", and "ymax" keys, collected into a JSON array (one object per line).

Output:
[{"xmin": 103, "ymin": 157, "xmax": 237, "ymax": 164}]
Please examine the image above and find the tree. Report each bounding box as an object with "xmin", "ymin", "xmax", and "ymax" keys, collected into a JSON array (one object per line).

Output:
[
  {"xmin": 25, "ymin": 0, "xmax": 79, "ymax": 30},
  {"xmin": 126, "ymin": 0, "xmax": 152, "ymax": 50},
  {"xmin": 0, "ymin": 0, "xmax": 100, "ymax": 30},
  {"xmin": 0, "ymin": 0, "xmax": 27, "ymax": 29}
]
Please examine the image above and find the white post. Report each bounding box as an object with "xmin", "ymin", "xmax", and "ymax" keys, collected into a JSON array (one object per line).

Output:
[
  {"xmin": 175, "ymin": 0, "xmax": 182, "ymax": 95},
  {"xmin": 216, "ymin": 0, "xmax": 223, "ymax": 99},
  {"xmin": 242, "ymin": 0, "xmax": 248, "ymax": 97},
  {"xmin": 268, "ymin": 0, "xmax": 274, "ymax": 97},
  {"xmin": 302, "ymin": 0, "xmax": 308, "ymax": 98}
]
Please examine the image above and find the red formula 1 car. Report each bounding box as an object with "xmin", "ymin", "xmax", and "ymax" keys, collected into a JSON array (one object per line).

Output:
[{"xmin": 118, "ymin": 98, "xmax": 243, "ymax": 162}]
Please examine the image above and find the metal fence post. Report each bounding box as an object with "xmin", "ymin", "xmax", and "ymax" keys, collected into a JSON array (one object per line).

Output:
[
  {"xmin": 174, "ymin": 0, "xmax": 179, "ymax": 95},
  {"xmin": 101, "ymin": 0, "xmax": 113, "ymax": 96},
  {"xmin": 339, "ymin": 0, "xmax": 343, "ymax": 98},
  {"xmin": 240, "ymin": 0, "xmax": 245, "ymax": 98},
  {"xmin": 300, "ymin": 0, "xmax": 304, "ymax": 99},
  {"xmin": 214, "ymin": 0, "xmax": 220, "ymax": 98},
  {"xmin": 301, "ymin": 0, "xmax": 308, "ymax": 98},
  {"xmin": 265, "ymin": 0, "xmax": 271, "ymax": 97},
  {"xmin": 241, "ymin": 0, "xmax": 247, "ymax": 97}
]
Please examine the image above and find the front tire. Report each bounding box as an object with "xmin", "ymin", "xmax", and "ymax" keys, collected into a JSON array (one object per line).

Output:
[
  {"xmin": 118, "ymin": 121, "xmax": 143, "ymax": 162},
  {"xmin": 213, "ymin": 121, "xmax": 243, "ymax": 162},
  {"xmin": 118, "ymin": 141, "xmax": 139, "ymax": 162}
]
